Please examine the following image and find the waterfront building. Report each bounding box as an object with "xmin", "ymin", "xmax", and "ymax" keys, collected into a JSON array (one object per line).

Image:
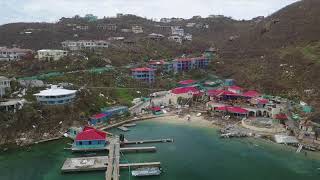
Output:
[
  {"xmin": 37, "ymin": 49, "xmax": 68, "ymax": 61},
  {"xmin": 88, "ymin": 106, "xmax": 129, "ymax": 126},
  {"xmin": 101, "ymin": 106, "xmax": 129, "ymax": 116},
  {"xmin": 61, "ymin": 40, "xmax": 110, "ymax": 51},
  {"xmin": 74, "ymin": 126, "xmax": 108, "ymax": 149},
  {"xmin": 89, "ymin": 113, "xmax": 110, "ymax": 126},
  {"xmin": 0, "ymin": 47, "xmax": 33, "ymax": 61},
  {"xmin": 34, "ymin": 85, "xmax": 77, "ymax": 105},
  {"xmin": 169, "ymin": 86, "xmax": 201, "ymax": 105},
  {"xmin": 131, "ymin": 67, "xmax": 156, "ymax": 83}
]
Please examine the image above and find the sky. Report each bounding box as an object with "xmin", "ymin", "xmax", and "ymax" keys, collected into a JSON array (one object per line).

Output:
[{"xmin": 0, "ymin": 0, "xmax": 300, "ymax": 24}]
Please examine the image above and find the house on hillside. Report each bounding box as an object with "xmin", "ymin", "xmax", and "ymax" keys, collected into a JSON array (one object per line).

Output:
[
  {"xmin": 148, "ymin": 33, "xmax": 165, "ymax": 40},
  {"xmin": 171, "ymin": 26, "xmax": 185, "ymax": 36},
  {"xmin": 168, "ymin": 35, "xmax": 182, "ymax": 44},
  {"xmin": 131, "ymin": 67, "xmax": 156, "ymax": 83},
  {"xmin": 172, "ymin": 57, "xmax": 209, "ymax": 72},
  {"xmin": 0, "ymin": 76, "xmax": 10, "ymax": 98},
  {"xmin": 121, "ymin": 28, "xmax": 132, "ymax": 33},
  {"xmin": 132, "ymin": 25, "xmax": 143, "ymax": 33},
  {"xmin": 148, "ymin": 60, "xmax": 173, "ymax": 72},
  {"xmin": 34, "ymin": 85, "xmax": 77, "ymax": 105},
  {"xmin": 74, "ymin": 126, "xmax": 108, "ymax": 149},
  {"xmin": 183, "ymin": 34, "xmax": 193, "ymax": 41},
  {"xmin": 0, "ymin": 47, "xmax": 33, "ymax": 61},
  {"xmin": 97, "ymin": 24, "xmax": 117, "ymax": 31},
  {"xmin": 75, "ymin": 25, "xmax": 89, "ymax": 31},
  {"xmin": 61, "ymin": 40, "xmax": 110, "ymax": 51},
  {"xmin": 37, "ymin": 49, "xmax": 68, "ymax": 61}
]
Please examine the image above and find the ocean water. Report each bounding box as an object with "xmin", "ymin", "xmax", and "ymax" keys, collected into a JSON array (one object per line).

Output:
[{"xmin": 0, "ymin": 121, "xmax": 320, "ymax": 180}]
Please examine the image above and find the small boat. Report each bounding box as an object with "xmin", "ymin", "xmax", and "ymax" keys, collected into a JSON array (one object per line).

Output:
[{"xmin": 131, "ymin": 167, "xmax": 162, "ymax": 177}]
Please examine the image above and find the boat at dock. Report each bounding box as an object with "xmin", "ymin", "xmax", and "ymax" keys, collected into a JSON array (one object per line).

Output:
[{"xmin": 131, "ymin": 167, "xmax": 162, "ymax": 177}]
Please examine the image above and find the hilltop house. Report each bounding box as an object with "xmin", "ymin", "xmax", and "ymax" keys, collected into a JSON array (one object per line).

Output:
[
  {"xmin": 34, "ymin": 85, "xmax": 77, "ymax": 105},
  {"xmin": 37, "ymin": 49, "xmax": 68, "ymax": 61},
  {"xmin": 61, "ymin": 40, "xmax": 110, "ymax": 51},
  {"xmin": 0, "ymin": 47, "xmax": 33, "ymax": 61},
  {"xmin": 132, "ymin": 25, "xmax": 143, "ymax": 33},
  {"xmin": 131, "ymin": 67, "xmax": 156, "ymax": 83},
  {"xmin": 0, "ymin": 76, "xmax": 10, "ymax": 97}
]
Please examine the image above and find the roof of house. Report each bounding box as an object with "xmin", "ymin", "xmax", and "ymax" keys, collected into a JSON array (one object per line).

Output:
[
  {"xmin": 207, "ymin": 89, "xmax": 238, "ymax": 97},
  {"xmin": 243, "ymin": 90, "xmax": 260, "ymax": 98},
  {"xmin": 91, "ymin": 113, "xmax": 107, "ymax": 119},
  {"xmin": 150, "ymin": 106, "xmax": 161, "ymax": 111},
  {"xmin": 131, "ymin": 67, "xmax": 155, "ymax": 72},
  {"xmin": 275, "ymin": 114, "xmax": 288, "ymax": 120},
  {"xmin": 178, "ymin": 79, "xmax": 197, "ymax": 85},
  {"xmin": 216, "ymin": 106, "xmax": 249, "ymax": 114},
  {"xmin": 0, "ymin": 76, "xmax": 9, "ymax": 81},
  {"xmin": 251, "ymin": 97, "xmax": 269, "ymax": 104},
  {"xmin": 228, "ymin": 86, "xmax": 243, "ymax": 90},
  {"xmin": 75, "ymin": 128, "xmax": 107, "ymax": 141},
  {"xmin": 171, "ymin": 86, "xmax": 200, "ymax": 95},
  {"xmin": 34, "ymin": 85, "xmax": 77, "ymax": 96}
]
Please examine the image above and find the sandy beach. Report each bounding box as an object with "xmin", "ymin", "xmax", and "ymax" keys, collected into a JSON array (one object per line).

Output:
[{"xmin": 149, "ymin": 113, "xmax": 220, "ymax": 129}]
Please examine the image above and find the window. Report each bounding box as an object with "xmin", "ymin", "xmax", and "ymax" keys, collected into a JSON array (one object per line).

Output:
[
  {"xmin": 89, "ymin": 141, "xmax": 92, "ymax": 145},
  {"xmin": 79, "ymin": 142, "xmax": 82, "ymax": 145}
]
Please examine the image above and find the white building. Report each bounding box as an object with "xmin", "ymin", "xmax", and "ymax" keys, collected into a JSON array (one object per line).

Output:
[
  {"xmin": 148, "ymin": 33, "xmax": 165, "ymax": 40},
  {"xmin": 34, "ymin": 85, "xmax": 77, "ymax": 105},
  {"xmin": 61, "ymin": 40, "xmax": 110, "ymax": 51},
  {"xmin": 0, "ymin": 76, "xmax": 10, "ymax": 97},
  {"xmin": 184, "ymin": 34, "xmax": 193, "ymax": 41},
  {"xmin": 168, "ymin": 36, "xmax": 182, "ymax": 44},
  {"xmin": 75, "ymin": 25, "xmax": 89, "ymax": 31},
  {"xmin": 186, "ymin": 23, "xmax": 196, "ymax": 28},
  {"xmin": 171, "ymin": 26, "xmax": 184, "ymax": 36},
  {"xmin": 132, "ymin": 25, "xmax": 143, "ymax": 34},
  {"xmin": 37, "ymin": 49, "xmax": 68, "ymax": 61},
  {"xmin": 0, "ymin": 47, "xmax": 33, "ymax": 61}
]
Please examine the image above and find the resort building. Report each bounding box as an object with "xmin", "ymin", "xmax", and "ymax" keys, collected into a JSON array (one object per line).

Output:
[
  {"xmin": 0, "ymin": 47, "xmax": 33, "ymax": 61},
  {"xmin": 61, "ymin": 40, "xmax": 110, "ymax": 51},
  {"xmin": 132, "ymin": 25, "xmax": 143, "ymax": 34},
  {"xmin": 148, "ymin": 60, "xmax": 173, "ymax": 72},
  {"xmin": 0, "ymin": 76, "xmax": 10, "ymax": 98},
  {"xmin": 74, "ymin": 126, "xmax": 108, "ymax": 149},
  {"xmin": 131, "ymin": 67, "xmax": 156, "ymax": 83},
  {"xmin": 34, "ymin": 85, "xmax": 77, "ymax": 105},
  {"xmin": 37, "ymin": 49, "xmax": 68, "ymax": 61},
  {"xmin": 172, "ymin": 57, "xmax": 210, "ymax": 72}
]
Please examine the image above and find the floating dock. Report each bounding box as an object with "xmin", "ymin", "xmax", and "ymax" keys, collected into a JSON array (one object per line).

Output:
[
  {"xmin": 124, "ymin": 138, "xmax": 173, "ymax": 145},
  {"xmin": 118, "ymin": 126, "xmax": 129, "ymax": 132},
  {"xmin": 120, "ymin": 146, "xmax": 156, "ymax": 153},
  {"xmin": 123, "ymin": 123, "xmax": 136, "ymax": 127}
]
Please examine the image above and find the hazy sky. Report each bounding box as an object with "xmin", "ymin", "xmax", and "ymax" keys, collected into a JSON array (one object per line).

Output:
[{"xmin": 0, "ymin": 0, "xmax": 299, "ymax": 24}]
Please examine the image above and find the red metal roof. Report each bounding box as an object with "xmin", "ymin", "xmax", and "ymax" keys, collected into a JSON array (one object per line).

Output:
[
  {"xmin": 171, "ymin": 87, "xmax": 200, "ymax": 95},
  {"xmin": 131, "ymin": 67, "xmax": 155, "ymax": 72},
  {"xmin": 75, "ymin": 128, "xmax": 107, "ymax": 141},
  {"xmin": 216, "ymin": 106, "xmax": 249, "ymax": 114},
  {"xmin": 178, "ymin": 79, "xmax": 197, "ymax": 85},
  {"xmin": 150, "ymin": 106, "xmax": 161, "ymax": 111},
  {"xmin": 243, "ymin": 90, "xmax": 260, "ymax": 98},
  {"xmin": 91, "ymin": 113, "xmax": 107, "ymax": 119},
  {"xmin": 275, "ymin": 114, "xmax": 288, "ymax": 120}
]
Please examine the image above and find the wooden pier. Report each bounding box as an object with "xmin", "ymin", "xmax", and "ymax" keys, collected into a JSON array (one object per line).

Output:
[{"xmin": 124, "ymin": 138, "xmax": 174, "ymax": 145}]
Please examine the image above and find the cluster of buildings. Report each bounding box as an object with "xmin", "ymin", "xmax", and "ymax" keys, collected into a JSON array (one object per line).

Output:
[
  {"xmin": 168, "ymin": 26, "xmax": 192, "ymax": 43},
  {"xmin": 131, "ymin": 56, "xmax": 211, "ymax": 83},
  {"xmin": 0, "ymin": 47, "xmax": 33, "ymax": 61}
]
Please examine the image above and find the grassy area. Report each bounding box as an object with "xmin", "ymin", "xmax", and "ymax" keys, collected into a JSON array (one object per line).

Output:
[{"xmin": 279, "ymin": 42, "xmax": 320, "ymax": 63}]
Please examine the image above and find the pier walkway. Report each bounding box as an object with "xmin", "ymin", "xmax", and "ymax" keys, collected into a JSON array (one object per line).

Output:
[{"xmin": 106, "ymin": 137, "xmax": 120, "ymax": 180}]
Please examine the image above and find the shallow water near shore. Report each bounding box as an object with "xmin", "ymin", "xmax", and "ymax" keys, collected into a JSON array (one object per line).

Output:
[{"xmin": 0, "ymin": 120, "xmax": 320, "ymax": 180}]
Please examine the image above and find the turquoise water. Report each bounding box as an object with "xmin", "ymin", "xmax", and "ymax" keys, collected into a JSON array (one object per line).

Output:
[{"xmin": 0, "ymin": 121, "xmax": 320, "ymax": 180}]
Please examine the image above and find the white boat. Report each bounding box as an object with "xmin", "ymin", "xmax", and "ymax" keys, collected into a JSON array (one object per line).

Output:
[{"xmin": 131, "ymin": 167, "xmax": 162, "ymax": 177}]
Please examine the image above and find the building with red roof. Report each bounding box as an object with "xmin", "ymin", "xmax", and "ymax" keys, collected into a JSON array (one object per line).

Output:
[
  {"xmin": 227, "ymin": 86, "xmax": 243, "ymax": 94},
  {"xmin": 178, "ymin": 79, "xmax": 197, "ymax": 87},
  {"xmin": 74, "ymin": 127, "xmax": 108, "ymax": 149},
  {"xmin": 250, "ymin": 97, "xmax": 269, "ymax": 108},
  {"xmin": 89, "ymin": 113, "xmax": 110, "ymax": 126},
  {"xmin": 169, "ymin": 87, "xmax": 201, "ymax": 105},
  {"xmin": 207, "ymin": 89, "xmax": 242, "ymax": 101},
  {"xmin": 242, "ymin": 90, "xmax": 260, "ymax": 98},
  {"xmin": 131, "ymin": 67, "xmax": 156, "ymax": 83},
  {"xmin": 216, "ymin": 106, "xmax": 249, "ymax": 117},
  {"xmin": 172, "ymin": 56, "xmax": 209, "ymax": 72},
  {"xmin": 148, "ymin": 60, "xmax": 174, "ymax": 72}
]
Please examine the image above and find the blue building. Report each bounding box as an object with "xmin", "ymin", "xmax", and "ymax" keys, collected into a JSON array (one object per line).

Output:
[
  {"xmin": 74, "ymin": 126, "xmax": 108, "ymax": 149},
  {"xmin": 101, "ymin": 106, "xmax": 128, "ymax": 116},
  {"xmin": 34, "ymin": 85, "xmax": 77, "ymax": 105},
  {"xmin": 131, "ymin": 67, "xmax": 156, "ymax": 83}
]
